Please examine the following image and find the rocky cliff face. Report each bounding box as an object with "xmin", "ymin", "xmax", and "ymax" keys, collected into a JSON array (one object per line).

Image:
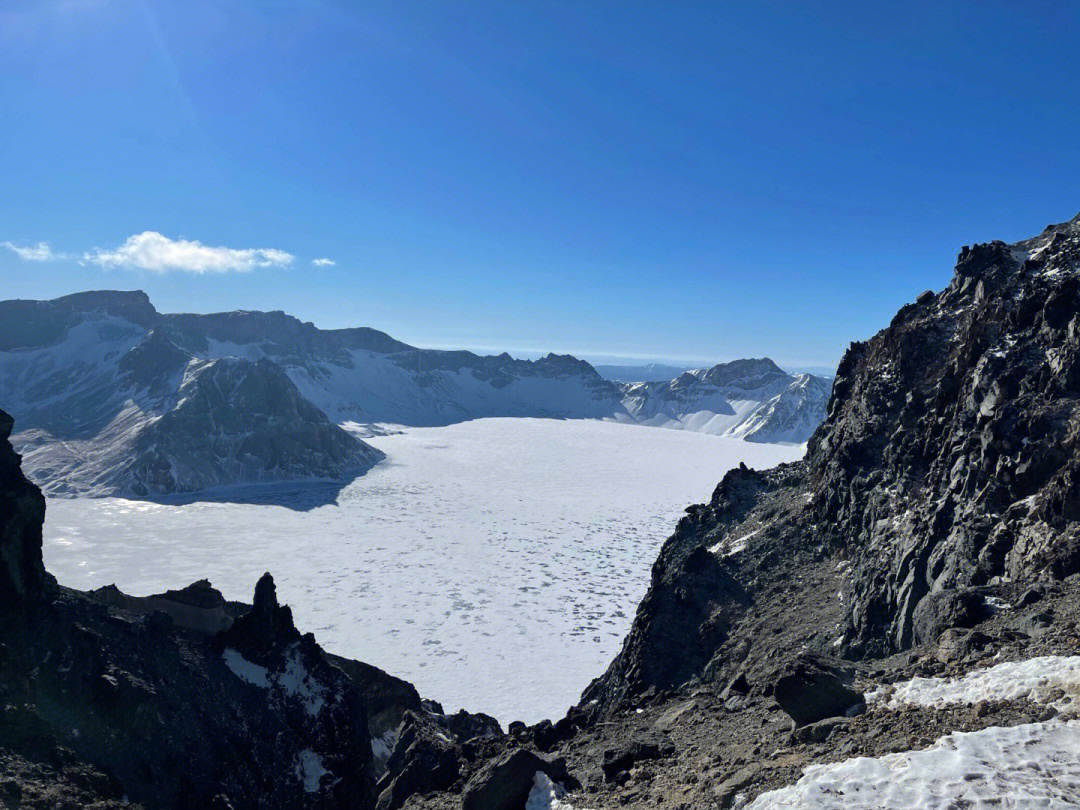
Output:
[
  {"xmin": 0, "ymin": 408, "xmax": 378, "ymax": 808},
  {"xmin": 816, "ymin": 216, "xmax": 1080, "ymax": 655},
  {"xmin": 583, "ymin": 213, "xmax": 1080, "ymax": 718},
  {"xmin": 0, "ymin": 300, "xmax": 385, "ymax": 497},
  {"xmin": 0, "ymin": 410, "xmax": 51, "ymax": 606}
]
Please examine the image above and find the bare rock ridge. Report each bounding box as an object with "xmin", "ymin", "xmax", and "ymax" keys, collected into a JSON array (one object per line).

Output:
[
  {"xmin": 0, "ymin": 294, "xmax": 829, "ymax": 496},
  {"xmin": 582, "ymin": 212, "xmax": 1080, "ymax": 719}
]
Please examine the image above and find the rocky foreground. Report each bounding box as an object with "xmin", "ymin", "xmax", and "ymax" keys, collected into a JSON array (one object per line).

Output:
[{"xmin": 2, "ymin": 213, "xmax": 1080, "ymax": 809}]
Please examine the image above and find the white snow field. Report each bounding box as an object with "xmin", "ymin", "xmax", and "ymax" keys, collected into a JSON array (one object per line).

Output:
[
  {"xmin": 41, "ymin": 417, "xmax": 802, "ymax": 723},
  {"xmin": 744, "ymin": 720, "xmax": 1080, "ymax": 809},
  {"xmin": 746, "ymin": 655, "xmax": 1080, "ymax": 809},
  {"xmin": 869, "ymin": 655, "xmax": 1080, "ymax": 711}
]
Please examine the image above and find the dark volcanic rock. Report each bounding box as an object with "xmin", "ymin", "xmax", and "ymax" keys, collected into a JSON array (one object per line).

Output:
[
  {"xmin": 461, "ymin": 748, "xmax": 578, "ymax": 810},
  {"xmin": 812, "ymin": 218, "xmax": 1080, "ymax": 654},
  {"xmin": 583, "ymin": 212, "xmax": 1080, "ymax": 721},
  {"xmin": 374, "ymin": 712, "xmax": 461, "ymax": 810},
  {"xmin": 581, "ymin": 463, "xmax": 763, "ymax": 715},
  {"xmin": 601, "ymin": 735, "xmax": 675, "ymax": 782},
  {"xmin": 0, "ymin": 413, "xmax": 378, "ymax": 809},
  {"xmin": 0, "ymin": 408, "xmax": 51, "ymax": 605},
  {"xmin": 771, "ymin": 654, "xmax": 863, "ymax": 727},
  {"xmin": 912, "ymin": 588, "xmax": 986, "ymax": 645}
]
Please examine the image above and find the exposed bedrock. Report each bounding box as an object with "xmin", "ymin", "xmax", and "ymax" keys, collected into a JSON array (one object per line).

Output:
[{"xmin": 584, "ymin": 213, "xmax": 1080, "ymax": 718}]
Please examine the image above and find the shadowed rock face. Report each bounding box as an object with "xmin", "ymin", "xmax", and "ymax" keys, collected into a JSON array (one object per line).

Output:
[
  {"xmin": 583, "ymin": 213, "xmax": 1080, "ymax": 717},
  {"xmin": 812, "ymin": 217, "xmax": 1080, "ymax": 654},
  {"xmin": 119, "ymin": 356, "xmax": 384, "ymax": 497},
  {"xmin": 0, "ymin": 408, "xmax": 51, "ymax": 605},
  {"xmin": 0, "ymin": 412, "xmax": 380, "ymax": 808}
]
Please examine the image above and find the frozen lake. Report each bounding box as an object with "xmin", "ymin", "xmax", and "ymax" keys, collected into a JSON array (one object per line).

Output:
[{"xmin": 42, "ymin": 418, "xmax": 803, "ymax": 724}]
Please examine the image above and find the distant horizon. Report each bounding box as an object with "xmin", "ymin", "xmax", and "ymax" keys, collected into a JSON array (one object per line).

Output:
[{"xmin": 5, "ymin": 284, "xmax": 838, "ymax": 373}]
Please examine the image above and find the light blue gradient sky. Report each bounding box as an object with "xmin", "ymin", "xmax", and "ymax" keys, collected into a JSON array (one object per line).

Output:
[{"xmin": 3, "ymin": 1, "xmax": 1079, "ymax": 367}]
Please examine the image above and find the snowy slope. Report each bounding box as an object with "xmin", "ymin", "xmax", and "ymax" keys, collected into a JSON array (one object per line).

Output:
[
  {"xmin": 620, "ymin": 359, "xmax": 830, "ymax": 443},
  {"xmin": 0, "ymin": 293, "xmax": 382, "ymax": 496},
  {"xmin": 746, "ymin": 720, "xmax": 1080, "ymax": 809}
]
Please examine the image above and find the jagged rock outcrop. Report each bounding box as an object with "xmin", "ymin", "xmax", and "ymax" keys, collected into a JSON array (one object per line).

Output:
[
  {"xmin": 460, "ymin": 748, "xmax": 578, "ymax": 810},
  {"xmin": 583, "ymin": 212, "xmax": 1080, "ymax": 719},
  {"xmin": 0, "ymin": 409, "xmax": 51, "ymax": 605},
  {"xmin": 0, "ymin": 412, "xmax": 384, "ymax": 808},
  {"xmin": 815, "ymin": 216, "xmax": 1080, "ymax": 654},
  {"xmin": 374, "ymin": 711, "xmax": 463, "ymax": 810}
]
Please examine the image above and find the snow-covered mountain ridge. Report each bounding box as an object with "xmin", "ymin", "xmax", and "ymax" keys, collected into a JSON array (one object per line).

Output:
[{"xmin": 0, "ymin": 291, "xmax": 828, "ymax": 495}]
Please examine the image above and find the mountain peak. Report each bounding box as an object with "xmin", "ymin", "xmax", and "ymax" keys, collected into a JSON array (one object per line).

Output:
[{"xmin": 52, "ymin": 289, "xmax": 159, "ymax": 326}]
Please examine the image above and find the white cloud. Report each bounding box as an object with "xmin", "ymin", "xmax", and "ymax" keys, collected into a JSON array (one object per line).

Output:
[
  {"xmin": 84, "ymin": 231, "xmax": 294, "ymax": 273},
  {"xmin": 312, "ymin": 257, "xmax": 336, "ymax": 266},
  {"xmin": 2, "ymin": 241, "xmax": 58, "ymax": 261}
]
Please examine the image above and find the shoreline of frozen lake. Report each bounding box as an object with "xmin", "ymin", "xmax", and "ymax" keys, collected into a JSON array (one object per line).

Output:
[{"xmin": 42, "ymin": 417, "xmax": 803, "ymax": 724}]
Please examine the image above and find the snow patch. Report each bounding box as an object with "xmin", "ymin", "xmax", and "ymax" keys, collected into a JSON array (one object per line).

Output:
[
  {"xmin": 869, "ymin": 655, "xmax": 1080, "ymax": 710},
  {"xmin": 222, "ymin": 649, "xmax": 270, "ymax": 688},
  {"xmin": 294, "ymin": 749, "xmax": 327, "ymax": 793},
  {"xmin": 743, "ymin": 720, "xmax": 1080, "ymax": 809},
  {"xmin": 710, "ymin": 528, "xmax": 761, "ymax": 556},
  {"xmin": 278, "ymin": 646, "xmax": 329, "ymax": 716},
  {"xmin": 525, "ymin": 772, "xmax": 592, "ymax": 810},
  {"xmin": 371, "ymin": 723, "xmax": 402, "ymax": 762},
  {"xmin": 222, "ymin": 646, "xmax": 328, "ymax": 716}
]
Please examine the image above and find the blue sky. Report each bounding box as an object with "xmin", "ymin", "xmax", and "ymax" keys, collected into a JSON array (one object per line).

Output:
[{"xmin": 2, "ymin": 1, "xmax": 1079, "ymax": 368}]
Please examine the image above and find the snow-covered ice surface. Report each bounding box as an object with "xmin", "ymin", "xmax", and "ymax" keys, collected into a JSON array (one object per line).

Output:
[
  {"xmin": 869, "ymin": 655, "xmax": 1080, "ymax": 711},
  {"xmin": 42, "ymin": 418, "xmax": 802, "ymax": 723},
  {"xmin": 744, "ymin": 720, "xmax": 1080, "ymax": 809}
]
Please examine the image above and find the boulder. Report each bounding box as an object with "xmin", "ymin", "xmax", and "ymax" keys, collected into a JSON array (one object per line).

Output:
[
  {"xmin": 461, "ymin": 749, "xmax": 578, "ymax": 810},
  {"xmin": 912, "ymin": 589, "xmax": 985, "ymax": 646},
  {"xmin": 771, "ymin": 654, "xmax": 863, "ymax": 727},
  {"xmin": 934, "ymin": 628, "xmax": 991, "ymax": 664},
  {"xmin": 601, "ymin": 735, "xmax": 675, "ymax": 782},
  {"xmin": 790, "ymin": 716, "xmax": 848, "ymax": 744}
]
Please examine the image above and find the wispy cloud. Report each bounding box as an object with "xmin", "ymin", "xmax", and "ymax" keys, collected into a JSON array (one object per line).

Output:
[
  {"xmin": 312, "ymin": 257, "xmax": 336, "ymax": 266},
  {"xmin": 84, "ymin": 231, "xmax": 294, "ymax": 273},
  {"xmin": 2, "ymin": 241, "xmax": 59, "ymax": 261}
]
